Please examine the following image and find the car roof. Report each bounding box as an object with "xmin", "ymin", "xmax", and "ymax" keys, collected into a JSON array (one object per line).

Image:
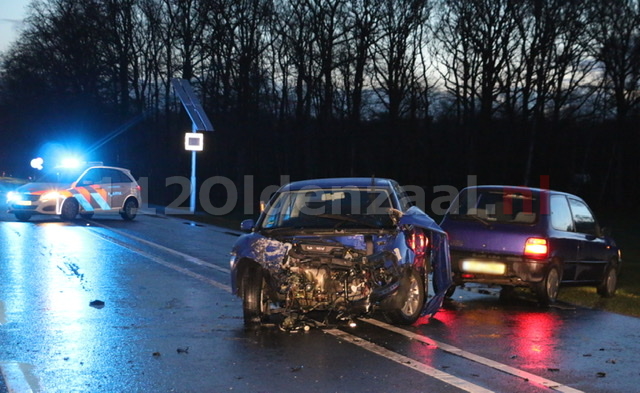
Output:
[
  {"xmin": 84, "ymin": 165, "xmax": 131, "ymax": 171},
  {"xmin": 280, "ymin": 177, "xmax": 397, "ymax": 191},
  {"xmin": 462, "ymin": 185, "xmax": 582, "ymax": 200}
]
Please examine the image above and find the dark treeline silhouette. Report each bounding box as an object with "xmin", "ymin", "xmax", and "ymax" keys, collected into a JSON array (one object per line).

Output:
[{"xmin": 0, "ymin": 0, "xmax": 638, "ymax": 214}]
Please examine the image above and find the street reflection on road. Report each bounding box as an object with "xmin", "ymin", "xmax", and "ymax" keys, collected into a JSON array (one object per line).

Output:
[
  {"xmin": 512, "ymin": 311, "xmax": 561, "ymax": 372},
  {"xmin": 412, "ymin": 297, "xmax": 563, "ymax": 374},
  {"xmin": 1, "ymin": 220, "xmax": 123, "ymax": 391}
]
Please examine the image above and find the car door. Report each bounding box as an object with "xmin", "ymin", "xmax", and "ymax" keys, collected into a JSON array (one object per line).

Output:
[
  {"xmin": 548, "ymin": 194, "xmax": 580, "ymax": 282},
  {"xmin": 74, "ymin": 168, "xmax": 111, "ymax": 213},
  {"xmin": 568, "ymin": 198, "xmax": 608, "ymax": 282},
  {"xmin": 99, "ymin": 168, "xmax": 127, "ymax": 210}
]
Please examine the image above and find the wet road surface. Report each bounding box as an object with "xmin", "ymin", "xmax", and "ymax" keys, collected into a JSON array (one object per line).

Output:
[{"xmin": 1, "ymin": 207, "xmax": 639, "ymax": 393}]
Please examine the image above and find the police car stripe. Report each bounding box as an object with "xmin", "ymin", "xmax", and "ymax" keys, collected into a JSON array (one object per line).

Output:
[
  {"xmin": 70, "ymin": 189, "xmax": 94, "ymax": 211},
  {"xmin": 89, "ymin": 190, "xmax": 111, "ymax": 210}
]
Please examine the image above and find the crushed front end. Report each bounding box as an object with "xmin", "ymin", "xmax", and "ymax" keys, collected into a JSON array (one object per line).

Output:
[{"xmin": 229, "ymin": 178, "xmax": 452, "ymax": 328}]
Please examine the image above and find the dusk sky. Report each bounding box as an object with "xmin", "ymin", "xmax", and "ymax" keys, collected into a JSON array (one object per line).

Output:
[{"xmin": 0, "ymin": 0, "xmax": 29, "ymax": 52}]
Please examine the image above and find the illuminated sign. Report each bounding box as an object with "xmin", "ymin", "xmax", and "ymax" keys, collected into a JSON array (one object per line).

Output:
[{"xmin": 184, "ymin": 133, "xmax": 204, "ymax": 151}]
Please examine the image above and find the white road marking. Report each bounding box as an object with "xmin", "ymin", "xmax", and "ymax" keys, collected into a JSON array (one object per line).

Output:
[
  {"xmin": 85, "ymin": 229, "xmax": 232, "ymax": 292},
  {"xmin": 0, "ymin": 301, "xmax": 6, "ymax": 325},
  {"xmin": 86, "ymin": 220, "xmax": 231, "ymax": 274},
  {"xmin": 362, "ymin": 318, "xmax": 585, "ymax": 393},
  {"xmin": 0, "ymin": 362, "xmax": 36, "ymax": 393},
  {"xmin": 325, "ymin": 329, "xmax": 495, "ymax": 393}
]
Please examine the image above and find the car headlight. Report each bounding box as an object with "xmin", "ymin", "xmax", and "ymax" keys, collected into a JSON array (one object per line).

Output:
[
  {"xmin": 40, "ymin": 191, "xmax": 61, "ymax": 202},
  {"xmin": 6, "ymin": 191, "xmax": 19, "ymax": 202}
]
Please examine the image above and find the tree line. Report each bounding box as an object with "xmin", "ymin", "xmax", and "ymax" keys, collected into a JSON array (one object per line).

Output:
[{"xmin": 1, "ymin": 0, "xmax": 639, "ymax": 211}]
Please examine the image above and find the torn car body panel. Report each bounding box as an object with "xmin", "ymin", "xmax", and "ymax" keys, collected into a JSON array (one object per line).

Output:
[{"xmin": 398, "ymin": 206, "xmax": 453, "ymax": 316}]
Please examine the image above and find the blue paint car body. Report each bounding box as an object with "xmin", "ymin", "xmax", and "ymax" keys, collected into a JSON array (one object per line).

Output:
[{"xmin": 230, "ymin": 178, "xmax": 452, "ymax": 326}]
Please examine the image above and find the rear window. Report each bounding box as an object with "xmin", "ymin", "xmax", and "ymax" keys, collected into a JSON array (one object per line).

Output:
[{"xmin": 449, "ymin": 188, "xmax": 539, "ymax": 224}]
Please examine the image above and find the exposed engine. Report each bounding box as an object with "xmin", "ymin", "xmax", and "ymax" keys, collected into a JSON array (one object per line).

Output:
[{"xmin": 271, "ymin": 241, "xmax": 402, "ymax": 318}]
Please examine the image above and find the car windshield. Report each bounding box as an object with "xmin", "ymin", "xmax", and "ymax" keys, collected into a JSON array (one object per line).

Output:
[
  {"xmin": 34, "ymin": 168, "xmax": 83, "ymax": 185},
  {"xmin": 449, "ymin": 189, "xmax": 539, "ymax": 224},
  {"xmin": 260, "ymin": 187, "xmax": 395, "ymax": 230}
]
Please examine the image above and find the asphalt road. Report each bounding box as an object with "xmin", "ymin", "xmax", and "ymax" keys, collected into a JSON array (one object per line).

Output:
[{"xmin": 1, "ymin": 205, "xmax": 639, "ymax": 393}]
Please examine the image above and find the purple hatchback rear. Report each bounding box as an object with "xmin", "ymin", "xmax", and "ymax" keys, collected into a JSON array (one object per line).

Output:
[{"xmin": 440, "ymin": 185, "xmax": 621, "ymax": 304}]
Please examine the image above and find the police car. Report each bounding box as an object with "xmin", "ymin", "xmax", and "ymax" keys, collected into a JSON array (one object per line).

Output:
[{"xmin": 7, "ymin": 165, "xmax": 141, "ymax": 222}]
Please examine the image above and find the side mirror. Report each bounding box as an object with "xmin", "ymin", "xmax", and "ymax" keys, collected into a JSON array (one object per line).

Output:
[{"xmin": 240, "ymin": 219, "xmax": 255, "ymax": 232}]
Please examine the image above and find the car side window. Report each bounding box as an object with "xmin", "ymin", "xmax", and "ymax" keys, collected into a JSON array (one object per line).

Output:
[
  {"xmin": 79, "ymin": 168, "xmax": 101, "ymax": 185},
  {"xmin": 550, "ymin": 195, "xmax": 574, "ymax": 232},
  {"xmin": 569, "ymin": 198, "xmax": 598, "ymax": 236},
  {"xmin": 99, "ymin": 169, "xmax": 121, "ymax": 184}
]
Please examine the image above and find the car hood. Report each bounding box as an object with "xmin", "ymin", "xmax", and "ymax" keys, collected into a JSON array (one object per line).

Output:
[{"xmin": 15, "ymin": 182, "xmax": 70, "ymax": 193}]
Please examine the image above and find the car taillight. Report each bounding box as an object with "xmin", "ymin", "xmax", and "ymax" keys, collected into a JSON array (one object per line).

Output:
[
  {"xmin": 407, "ymin": 230, "xmax": 428, "ymax": 258},
  {"xmin": 524, "ymin": 237, "xmax": 548, "ymax": 258}
]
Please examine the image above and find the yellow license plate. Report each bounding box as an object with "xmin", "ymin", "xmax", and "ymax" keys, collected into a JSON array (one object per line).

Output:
[
  {"xmin": 461, "ymin": 260, "xmax": 506, "ymax": 275},
  {"xmin": 16, "ymin": 201, "xmax": 32, "ymax": 206}
]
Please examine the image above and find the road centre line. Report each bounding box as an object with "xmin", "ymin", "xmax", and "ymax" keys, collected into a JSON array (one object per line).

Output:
[
  {"xmin": 0, "ymin": 362, "xmax": 35, "ymax": 393},
  {"xmin": 87, "ymin": 220, "xmax": 230, "ymax": 274},
  {"xmin": 325, "ymin": 329, "xmax": 495, "ymax": 393},
  {"xmin": 0, "ymin": 301, "xmax": 6, "ymax": 325},
  {"xmin": 362, "ymin": 318, "xmax": 585, "ymax": 393},
  {"xmin": 85, "ymin": 229, "xmax": 231, "ymax": 292}
]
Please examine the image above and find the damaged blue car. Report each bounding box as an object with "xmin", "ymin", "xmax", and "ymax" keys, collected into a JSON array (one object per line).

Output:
[{"xmin": 230, "ymin": 178, "xmax": 452, "ymax": 328}]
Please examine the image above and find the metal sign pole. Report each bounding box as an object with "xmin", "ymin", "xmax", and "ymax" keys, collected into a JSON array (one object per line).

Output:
[
  {"xmin": 191, "ymin": 131, "xmax": 197, "ymax": 214},
  {"xmin": 171, "ymin": 78, "xmax": 214, "ymax": 214}
]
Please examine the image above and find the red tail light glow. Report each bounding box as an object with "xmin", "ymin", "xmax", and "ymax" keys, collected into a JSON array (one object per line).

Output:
[
  {"xmin": 407, "ymin": 230, "xmax": 428, "ymax": 267},
  {"xmin": 524, "ymin": 237, "xmax": 548, "ymax": 258}
]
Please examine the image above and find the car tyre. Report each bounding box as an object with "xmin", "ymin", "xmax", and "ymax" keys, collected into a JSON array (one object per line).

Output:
[
  {"xmin": 596, "ymin": 264, "xmax": 618, "ymax": 298},
  {"xmin": 60, "ymin": 198, "xmax": 79, "ymax": 221},
  {"xmin": 535, "ymin": 266, "xmax": 560, "ymax": 305},
  {"xmin": 386, "ymin": 269, "xmax": 425, "ymax": 325},
  {"xmin": 14, "ymin": 212, "xmax": 32, "ymax": 221},
  {"xmin": 242, "ymin": 266, "xmax": 268, "ymax": 327},
  {"xmin": 120, "ymin": 198, "xmax": 138, "ymax": 221}
]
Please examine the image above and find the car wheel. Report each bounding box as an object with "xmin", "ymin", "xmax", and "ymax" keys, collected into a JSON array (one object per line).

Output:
[
  {"xmin": 596, "ymin": 264, "xmax": 618, "ymax": 298},
  {"xmin": 386, "ymin": 269, "xmax": 425, "ymax": 325},
  {"xmin": 80, "ymin": 212, "xmax": 94, "ymax": 219},
  {"xmin": 120, "ymin": 198, "xmax": 138, "ymax": 221},
  {"xmin": 14, "ymin": 212, "xmax": 32, "ymax": 221},
  {"xmin": 60, "ymin": 198, "xmax": 79, "ymax": 221},
  {"xmin": 242, "ymin": 266, "xmax": 268, "ymax": 327},
  {"xmin": 535, "ymin": 266, "xmax": 560, "ymax": 305}
]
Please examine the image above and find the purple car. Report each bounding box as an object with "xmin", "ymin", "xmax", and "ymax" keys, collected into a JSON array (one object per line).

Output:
[
  {"xmin": 230, "ymin": 178, "xmax": 452, "ymax": 329},
  {"xmin": 440, "ymin": 185, "xmax": 621, "ymax": 304}
]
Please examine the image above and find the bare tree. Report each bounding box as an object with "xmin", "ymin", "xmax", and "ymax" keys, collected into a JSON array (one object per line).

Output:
[
  {"xmin": 588, "ymin": 0, "xmax": 640, "ymax": 201},
  {"xmin": 372, "ymin": 0, "xmax": 431, "ymax": 123}
]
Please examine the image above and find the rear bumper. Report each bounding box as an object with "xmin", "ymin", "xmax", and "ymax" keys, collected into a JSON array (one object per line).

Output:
[{"xmin": 450, "ymin": 251, "xmax": 549, "ymax": 287}]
